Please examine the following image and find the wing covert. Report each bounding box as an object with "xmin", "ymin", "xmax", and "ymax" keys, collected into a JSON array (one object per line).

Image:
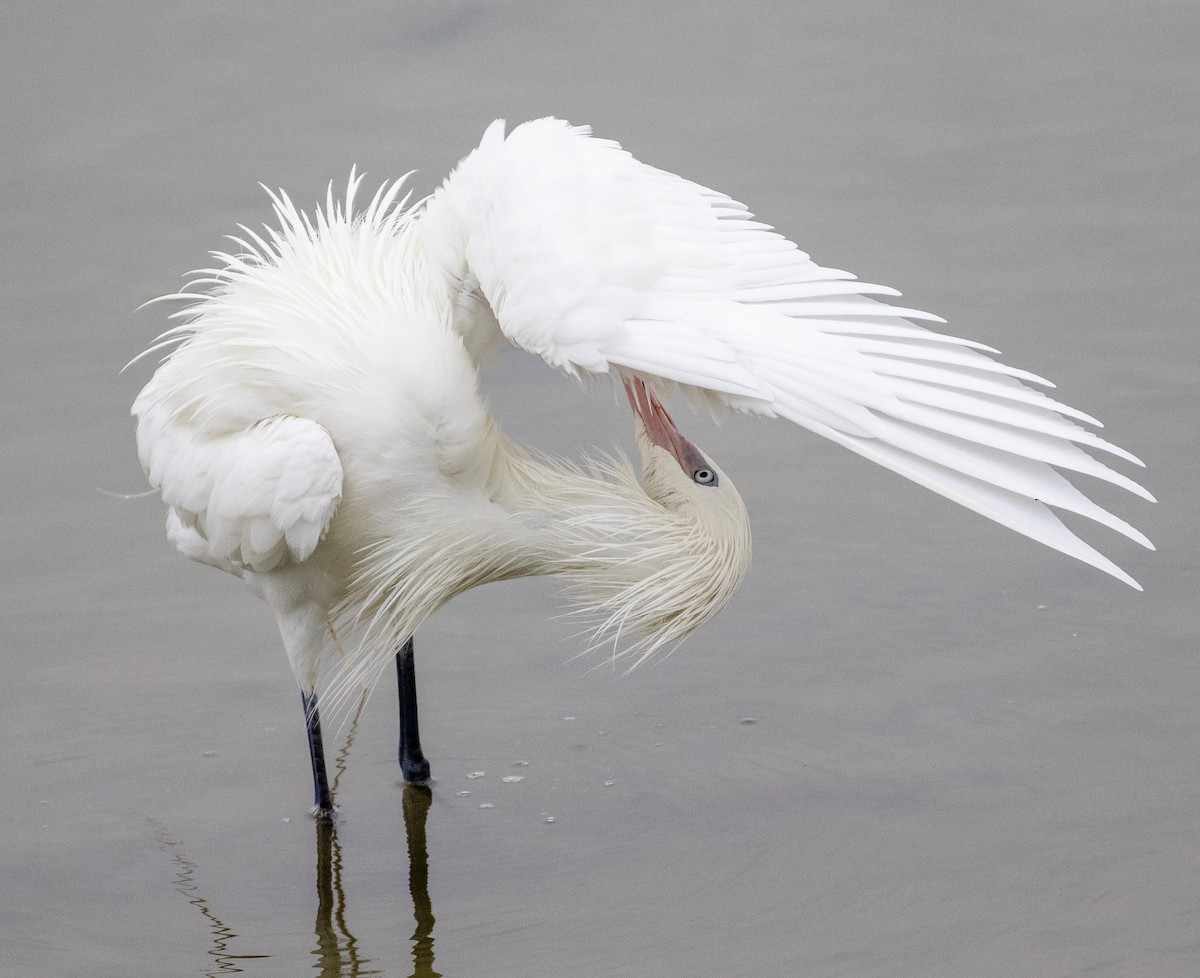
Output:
[{"xmin": 135, "ymin": 405, "xmax": 343, "ymax": 573}]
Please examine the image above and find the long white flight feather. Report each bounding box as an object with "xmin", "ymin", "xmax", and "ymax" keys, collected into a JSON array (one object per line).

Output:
[{"xmin": 419, "ymin": 117, "xmax": 1152, "ymax": 587}]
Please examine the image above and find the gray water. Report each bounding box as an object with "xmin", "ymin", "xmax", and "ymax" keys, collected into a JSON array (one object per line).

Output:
[{"xmin": 3, "ymin": 2, "xmax": 1197, "ymax": 975}]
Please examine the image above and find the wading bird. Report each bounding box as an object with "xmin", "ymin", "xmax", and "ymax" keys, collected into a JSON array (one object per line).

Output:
[{"xmin": 132, "ymin": 118, "xmax": 1152, "ymax": 815}]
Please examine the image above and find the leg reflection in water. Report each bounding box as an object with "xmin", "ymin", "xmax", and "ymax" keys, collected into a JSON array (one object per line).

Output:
[
  {"xmin": 312, "ymin": 818, "xmax": 373, "ymax": 976},
  {"xmin": 311, "ymin": 788, "xmax": 439, "ymax": 978},
  {"xmin": 310, "ymin": 689, "xmax": 440, "ymax": 978},
  {"xmin": 402, "ymin": 785, "xmax": 437, "ymax": 977},
  {"xmin": 157, "ymin": 703, "xmax": 441, "ymax": 976}
]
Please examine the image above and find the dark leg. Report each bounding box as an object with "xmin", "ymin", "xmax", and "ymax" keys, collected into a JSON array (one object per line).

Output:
[
  {"xmin": 396, "ymin": 637, "xmax": 431, "ymax": 784},
  {"xmin": 301, "ymin": 691, "xmax": 334, "ymax": 816}
]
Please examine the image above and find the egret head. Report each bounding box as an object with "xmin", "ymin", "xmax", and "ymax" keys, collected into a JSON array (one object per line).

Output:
[
  {"xmin": 619, "ymin": 378, "xmax": 752, "ymax": 652},
  {"xmin": 624, "ymin": 378, "xmax": 749, "ymax": 529}
]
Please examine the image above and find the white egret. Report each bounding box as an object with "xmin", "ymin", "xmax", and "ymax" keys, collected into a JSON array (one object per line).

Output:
[{"xmin": 132, "ymin": 118, "xmax": 1152, "ymax": 815}]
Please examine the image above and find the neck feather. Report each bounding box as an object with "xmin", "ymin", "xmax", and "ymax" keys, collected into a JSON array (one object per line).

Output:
[
  {"xmin": 500, "ymin": 441, "xmax": 752, "ymax": 668},
  {"xmin": 325, "ymin": 432, "xmax": 751, "ymax": 716}
]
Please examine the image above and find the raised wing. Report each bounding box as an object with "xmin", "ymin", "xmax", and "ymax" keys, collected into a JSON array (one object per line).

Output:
[
  {"xmin": 134, "ymin": 401, "xmax": 343, "ymax": 574},
  {"xmin": 419, "ymin": 118, "xmax": 1153, "ymax": 586}
]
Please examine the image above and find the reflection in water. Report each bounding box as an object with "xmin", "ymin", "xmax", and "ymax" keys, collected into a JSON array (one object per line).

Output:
[
  {"xmin": 310, "ymin": 787, "xmax": 439, "ymax": 978},
  {"xmin": 155, "ymin": 695, "xmax": 439, "ymax": 977},
  {"xmin": 311, "ymin": 691, "xmax": 378, "ymax": 976},
  {"xmin": 402, "ymin": 786, "xmax": 439, "ymax": 977},
  {"xmin": 152, "ymin": 822, "xmax": 271, "ymax": 975},
  {"xmin": 312, "ymin": 819, "xmax": 377, "ymax": 976}
]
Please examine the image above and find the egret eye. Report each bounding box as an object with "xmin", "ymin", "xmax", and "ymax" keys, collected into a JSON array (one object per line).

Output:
[{"xmin": 692, "ymin": 467, "xmax": 717, "ymax": 487}]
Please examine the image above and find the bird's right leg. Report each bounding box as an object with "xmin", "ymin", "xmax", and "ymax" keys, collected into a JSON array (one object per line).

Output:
[{"xmin": 396, "ymin": 637, "xmax": 431, "ymax": 784}]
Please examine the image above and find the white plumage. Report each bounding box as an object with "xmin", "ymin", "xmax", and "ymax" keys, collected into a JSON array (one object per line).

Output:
[{"xmin": 132, "ymin": 117, "xmax": 1152, "ymax": 812}]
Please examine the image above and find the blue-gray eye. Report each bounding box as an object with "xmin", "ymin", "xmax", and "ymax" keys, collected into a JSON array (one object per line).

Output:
[{"xmin": 692, "ymin": 467, "xmax": 717, "ymax": 486}]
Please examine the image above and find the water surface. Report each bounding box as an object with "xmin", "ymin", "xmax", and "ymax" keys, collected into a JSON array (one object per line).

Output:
[{"xmin": 3, "ymin": 2, "xmax": 1197, "ymax": 975}]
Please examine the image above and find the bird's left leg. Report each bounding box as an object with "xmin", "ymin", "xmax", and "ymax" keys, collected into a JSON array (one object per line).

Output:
[
  {"xmin": 301, "ymin": 690, "xmax": 333, "ymax": 815},
  {"xmin": 396, "ymin": 637, "xmax": 431, "ymax": 784},
  {"xmin": 252, "ymin": 568, "xmax": 337, "ymax": 816}
]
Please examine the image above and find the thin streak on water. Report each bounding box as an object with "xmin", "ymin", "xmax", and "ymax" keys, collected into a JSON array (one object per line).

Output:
[{"xmin": 150, "ymin": 821, "xmax": 271, "ymax": 975}]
